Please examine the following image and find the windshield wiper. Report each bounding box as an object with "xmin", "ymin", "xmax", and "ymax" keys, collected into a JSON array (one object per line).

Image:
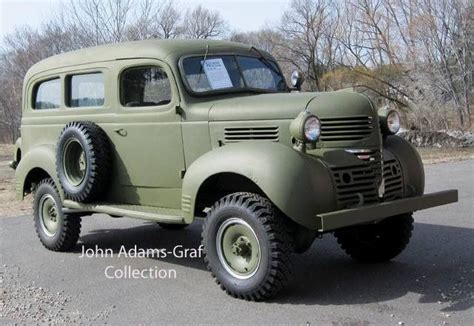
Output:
[
  {"xmin": 250, "ymin": 46, "xmax": 282, "ymax": 76},
  {"xmin": 196, "ymin": 44, "xmax": 210, "ymax": 86}
]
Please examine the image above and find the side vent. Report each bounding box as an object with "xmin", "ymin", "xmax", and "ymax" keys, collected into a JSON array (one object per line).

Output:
[{"xmin": 224, "ymin": 126, "xmax": 279, "ymax": 143}]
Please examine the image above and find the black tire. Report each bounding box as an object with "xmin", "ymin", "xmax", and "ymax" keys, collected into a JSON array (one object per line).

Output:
[
  {"xmin": 157, "ymin": 223, "xmax": 188, "ymax": 230},
  {"xmin": 33, "ymin": 178, "xmax": 82, "ymax": 252},
  {"xmin": 56, "ymin": 121, "xmax": 112, "ymax": 202},
  {"xmin": 334, "ymin": 213, "xmax": 414, "ymax": 263},
  {"xmin": 202, "ymin": 192, "xmax": 292, "ymax": 301}
]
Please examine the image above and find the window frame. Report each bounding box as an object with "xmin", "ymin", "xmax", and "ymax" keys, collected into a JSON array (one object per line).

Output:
[
  {"xmin": 65, "ymin": 71, "xmax": 106, "ymax": 109},
  {"xmin": 118, "ymin": 64, "xmax": 174, "ymax": 111},
  {"xmin": 178, "ymin": 53, "xmax": 288, "ymax": 97},
  {"xmin": 31, "ymin": 77, "xmax": 62, "ymax": 111}
]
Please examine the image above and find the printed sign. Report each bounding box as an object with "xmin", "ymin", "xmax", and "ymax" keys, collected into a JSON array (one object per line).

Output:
[{"xmin": 202, "ymin": 58, "xmax": 233, "ymax": 89}]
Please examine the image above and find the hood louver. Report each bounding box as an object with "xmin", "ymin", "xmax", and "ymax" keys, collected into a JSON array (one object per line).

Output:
[
  {"xmin": 224, "ymin": 126, "xmax": 279, "ymax": 143},
  {"xmin": 320, "ymin": 115, "xmax": 373, "ymax": 141}
]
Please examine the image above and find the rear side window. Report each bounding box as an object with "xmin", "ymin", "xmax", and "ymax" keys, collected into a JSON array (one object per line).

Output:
[
  {"xmin": 120, "ymin": 66, "xmax": 171, "ymax": 107},
  {"xmin": 68, "ymin": 72, "xmax": 105, "ymax": 107},
  {"xmin": 33, "ymin": 78, "xmax": 60, "ymax": 110}
]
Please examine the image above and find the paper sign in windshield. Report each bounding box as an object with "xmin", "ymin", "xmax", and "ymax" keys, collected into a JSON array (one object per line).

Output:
[{"xmin": 202, "ymin": 58, "xmax": 233, "ymax": 89}]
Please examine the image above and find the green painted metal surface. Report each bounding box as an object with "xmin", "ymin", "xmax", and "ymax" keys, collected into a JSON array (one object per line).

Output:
[{"xmin": 316, "ymin": 190, "xmax": 458, "ymax": 231}]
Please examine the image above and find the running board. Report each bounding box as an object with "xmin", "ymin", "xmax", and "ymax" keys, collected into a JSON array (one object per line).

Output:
[{"xmin": 62, "ymin": 200, "xmax": 185, "ymax": 224}]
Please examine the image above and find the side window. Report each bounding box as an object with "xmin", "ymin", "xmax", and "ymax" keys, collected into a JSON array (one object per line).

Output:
[
  {"xmin": 120, "ymin": 66, "xmax": 171, "ymax": 107},
  {"xmin": 33, "ymin": 78, "xmax": 60, "ymax": 110},
  {"xmin": 68, "ymin": 72, "xmax": 105, "ymax": 107}
]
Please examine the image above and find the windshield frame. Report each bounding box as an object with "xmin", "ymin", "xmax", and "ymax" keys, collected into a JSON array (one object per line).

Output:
[{"xmin": 178, "ymin": 53, "xmax": 289, "ymax": 97}]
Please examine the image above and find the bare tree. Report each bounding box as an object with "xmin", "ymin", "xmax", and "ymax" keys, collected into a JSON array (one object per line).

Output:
[
  {"xmin": 0, "ymin": 26, "xmax": 70, "ymax": 142},
  {"xmin": 127, "ymin": 0, "xmax": 182, "ymax": 40},
  {"xmin": 271, "ymin": 0, "xmax": 340, "ymax": 91},
  {"xmin": 182, "ymin": 5, "xmax": 227, "ymax": 39},
  {"xmin": 61, "ymin": 0, "xmax": 134, "ymax": 46}
]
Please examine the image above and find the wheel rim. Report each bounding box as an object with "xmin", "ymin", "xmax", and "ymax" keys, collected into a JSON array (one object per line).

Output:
[
  {"xmin": 216, "ymin": 218, "xmax": 261, "ymax": 279},
  {"xmin": 63, "ymin": 138, "xmax": 87, "ymax": 186},
  {"xmin": 39, "ymin": 194, "xmax": 59, "ymax": 237}
]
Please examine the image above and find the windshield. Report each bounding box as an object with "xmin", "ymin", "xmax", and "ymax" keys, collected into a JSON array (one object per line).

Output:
[{"xmin": 181, "ymin": 55, "xmax": 287, "ymax": 94}]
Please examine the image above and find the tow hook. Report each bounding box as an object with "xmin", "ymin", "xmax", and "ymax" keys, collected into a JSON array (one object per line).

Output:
[{"xmin": 9, "ymin": 161, "xmax": 18, "ymax": 170}]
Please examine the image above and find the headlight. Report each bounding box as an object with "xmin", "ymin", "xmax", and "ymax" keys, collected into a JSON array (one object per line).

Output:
[
  {"xmin": 386, "ymin": 110, "xmax": 400, "ymax": 134},
  {"xmin": 379, "ymin": 109, "xmax": 401, "ymax": 135},
  {"xmin": 290, "ymin": 111, "xmax": 321, "ymax": 142},
  {"xmin": 304, "ymin": 116, "xmax": 321, "ymax": 141}
]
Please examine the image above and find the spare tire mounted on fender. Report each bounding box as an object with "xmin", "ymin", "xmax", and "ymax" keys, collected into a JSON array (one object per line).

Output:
[{"xmin": 56, "ymin": 121, "xmax": 112, "ymax": 202}]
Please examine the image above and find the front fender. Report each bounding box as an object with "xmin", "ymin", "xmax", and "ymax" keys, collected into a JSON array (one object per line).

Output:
[
  {"xmin": 15, "ymin": 144, "xmax": 62, "ymax": 200},
  {"xmin": 181, "ymin": 142, "xmax": 336, "ymax": 229},
  {"xmin": 384, "ymin": 135, "xmax": 425, "ymax": 196}
]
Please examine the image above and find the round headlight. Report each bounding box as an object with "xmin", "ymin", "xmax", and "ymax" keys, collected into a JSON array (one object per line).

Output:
[
  {"xmin": 290, "ymin": 111, "xmax": 321, "ymax": 143},
  {"xmin": 386, "ymin": 110, "xmax": 400, "ymax": 134},
  {"xmin": 304, "ymin": 116, "xmax": 321, "ymax": 141},
  {"xmin": 290, "ymin": 70, "xmax": 304, "ymax": 90}
]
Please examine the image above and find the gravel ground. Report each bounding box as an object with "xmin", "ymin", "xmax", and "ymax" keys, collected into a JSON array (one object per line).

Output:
[
  {"xmin": 0, "ymin": 160, "xmax": 472, "ymax": 325},
  {"xmin": 0, "ymin": 265, "xmax": 112, "ymax": 324}
]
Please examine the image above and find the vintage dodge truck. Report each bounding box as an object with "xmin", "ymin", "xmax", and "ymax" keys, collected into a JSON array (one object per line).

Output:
[{"xmin": 11, "ymin": 39, "xmax": 458, "ymax": 300}]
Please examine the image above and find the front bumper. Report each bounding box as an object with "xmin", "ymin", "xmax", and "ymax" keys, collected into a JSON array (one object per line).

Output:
[{"xmin": 315, "ymin": 189, "xmax": 458, "ymax": 232}]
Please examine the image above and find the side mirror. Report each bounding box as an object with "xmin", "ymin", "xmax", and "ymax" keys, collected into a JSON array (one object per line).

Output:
[{"xmin": 290, "ymin": 70, "xmax": 304, "ymax": 91}]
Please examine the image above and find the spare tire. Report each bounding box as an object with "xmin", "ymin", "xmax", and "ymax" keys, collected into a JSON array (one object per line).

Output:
[{"xmin": 56, "ymin": 121, "xmax": 112, "ymax": 202}]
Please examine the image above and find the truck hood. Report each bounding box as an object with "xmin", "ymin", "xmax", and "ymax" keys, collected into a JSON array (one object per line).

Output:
[
  {"xmin": 208, "ymin": 91, "xmax": 377, "ymax": 122},
  {"xmin": 208, "ymin": 93, "xmax": 319, "ymax": 121}
]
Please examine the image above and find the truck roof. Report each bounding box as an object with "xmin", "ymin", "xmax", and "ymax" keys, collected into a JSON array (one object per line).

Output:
[{"xmin": 25, "ymin": 39, "xmax": 256, "ymax": 79}]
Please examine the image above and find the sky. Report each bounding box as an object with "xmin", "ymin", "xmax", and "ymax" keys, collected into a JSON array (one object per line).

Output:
[{"xmin": 0, "ymin": 0, "xmax": 291, "ymax": 40}]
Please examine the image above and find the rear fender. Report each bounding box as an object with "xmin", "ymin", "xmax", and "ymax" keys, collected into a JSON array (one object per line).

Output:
[
  {"xmin": 181, "ymin": 142, "xmax": 335, "ymax": 229},
  {"xmin": 15, "ymin": 145, "xmax": 62, "ymax": 200}
]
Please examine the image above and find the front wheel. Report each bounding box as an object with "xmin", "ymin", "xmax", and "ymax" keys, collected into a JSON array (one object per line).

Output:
[
  {"xmin": 202, "ymin": 192, "xmax": 292, "ymax": 301},
  {"xmin": 33, "ymin": 179, "xmax": 82, "ymax": 251},
  {"xmin": 334, "ymin": 213, "xmax": 414, "ymax": 262}
]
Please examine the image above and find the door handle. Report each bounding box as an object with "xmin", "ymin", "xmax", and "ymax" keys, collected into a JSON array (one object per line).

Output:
[{"xmin": 114, "ymin": 128, "xmax": 127, "ymax": 136}]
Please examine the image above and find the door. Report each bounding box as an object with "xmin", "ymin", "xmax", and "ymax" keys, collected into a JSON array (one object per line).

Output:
[{"xmin": 111, "ymin": 59, "xmax": 185, "ymax": 208}]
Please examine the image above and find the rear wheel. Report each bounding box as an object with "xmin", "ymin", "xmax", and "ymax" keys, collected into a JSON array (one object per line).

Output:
[
  {"xmin": 202, "ymin": 192, "xmax": 292, "ymax": 301},
  {"xmin": 334, "ymin": 213, "xmax": 414, "ymax": 262},
  {"xmin": 33, "ymin": 179, "xmax": 81, "ymax": 252}
]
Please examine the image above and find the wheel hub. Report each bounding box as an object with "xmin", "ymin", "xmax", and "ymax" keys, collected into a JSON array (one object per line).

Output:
[
  {"xmin": 231, "ymin": 236, "xmax": 252, "ymax": 257},
  {"xmin": 48, "ymin": 206, "xmax": 57, "ymax": 222},
  {"xmin": 216, "ymin": 218, "xmax": 261, "ymax": 279},
  {"xmin": 39, "ymin": 194, "xmax": 60, "ymax": 237},
  {"xmin": 63, "ymin": 138, "xmax": 87, "ymax": 186}
]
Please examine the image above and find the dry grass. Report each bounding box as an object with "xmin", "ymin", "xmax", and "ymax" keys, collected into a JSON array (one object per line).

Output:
[
  {"xmin": 0, "ymin": 144, "xmax": 32, "ymax": 217},
  {"xmin": 0, "ymin": 144, "xmax": 472, "ymax": 218},
  {"xmin": 417, "ymin": 147, "xmax": 474, "ymax": 164}
]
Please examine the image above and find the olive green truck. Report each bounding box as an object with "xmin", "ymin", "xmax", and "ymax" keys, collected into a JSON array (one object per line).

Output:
[{"xmin": 10, "ymin": 39, "xmax": 458, "ymax": 300}]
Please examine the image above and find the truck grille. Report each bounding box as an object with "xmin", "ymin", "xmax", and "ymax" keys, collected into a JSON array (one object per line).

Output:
[
  {"xmin": 224, "ymin": 126, "xmax": 279, "ymax": 143},
  {"xmin": 382, "ymin": 159, "xmax": 404, "ymax": 201},
  {"xmin": 331, "ymin": 156, "xmax": 404, "ymax": 208},
  {"xmin": 320, "ymin": 115, "xmax": 373, "ymax": 141},
  {"xmin": 331, "ymin": 164, "xmax": 380, "ymax": 208}
]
